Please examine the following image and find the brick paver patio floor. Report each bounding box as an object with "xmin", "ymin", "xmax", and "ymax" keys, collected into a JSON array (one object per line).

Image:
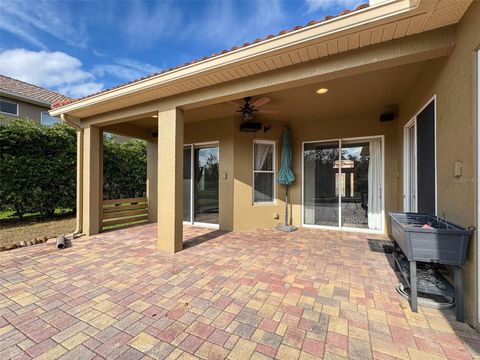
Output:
[{"xmin": 1, "ymin": 224, "xmax": 479, "ymax": 359}]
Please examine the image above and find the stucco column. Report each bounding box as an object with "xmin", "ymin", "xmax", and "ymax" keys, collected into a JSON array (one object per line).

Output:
[
  {"xmin": 157, "ymin": 108, "xmax": 184, "ymax": 253},
  {"xmin": 147, "ymin": 140, "xmax": 158, "ymax": 223},
  {"xmin": 82, "ymin": 125, "xmax": 103, "ymax": 236},
  {"xmin": 75, "ymin": 129, "xmax": 84, "ymax": 234}
]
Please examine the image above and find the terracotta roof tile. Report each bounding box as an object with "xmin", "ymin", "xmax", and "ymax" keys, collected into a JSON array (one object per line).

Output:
[
  {"xmin": 0, "ymin": 74, "xmax": 70, "ymax": 107},
  {"xmin": 51, "ymin": 3, "xmax": 368, "ymax": 110}
]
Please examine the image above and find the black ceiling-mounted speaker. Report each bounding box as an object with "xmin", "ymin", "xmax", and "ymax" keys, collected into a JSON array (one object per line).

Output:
[
  {"xmin": 379, "ymin": 112, "xmax": 396, "ymax": 122},
  {"xmin": 152, "ymin": 131, "xmax": 158, "ymax": 138},
  {"xmin": 240, "ymin": 121, "xmax": 262, "ymax": 132}
]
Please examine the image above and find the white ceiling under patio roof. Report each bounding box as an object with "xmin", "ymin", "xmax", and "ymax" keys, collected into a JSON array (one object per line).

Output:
[{"xmin": 128, "ymin": 60, "xmax": 427, "ymax": 130}]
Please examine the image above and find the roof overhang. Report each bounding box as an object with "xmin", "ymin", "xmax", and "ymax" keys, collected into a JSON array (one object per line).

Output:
[
  {"xmin": 50, "ymin": 0, "xmax": 472, "ymax": 119},
  {"xmin": 1, "ymin": 90, "xmax": 51, "ymax": 108}
]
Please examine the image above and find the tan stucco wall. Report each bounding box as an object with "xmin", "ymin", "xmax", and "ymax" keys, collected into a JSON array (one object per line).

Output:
[
  {"xmin": 233, "ymin": 120, "xmax": 286, "ymax": 231},
  {"xmin": 184, "ymin": 117, "xmax": 235, "ymax": 231},
  {"xmin": 184, "ymin": 111, "xmax": 400, "ymax": 232},
  {"xmin": 0, "ymin": 96, "xmax": 47, "ymax": 123},
  {"xmin": 288, "ymin": 114, "xmax": 400, "ymax": 231},
  {"xmin": 396, "ymin": 1, "xmax": 480, "ymax": 326}
]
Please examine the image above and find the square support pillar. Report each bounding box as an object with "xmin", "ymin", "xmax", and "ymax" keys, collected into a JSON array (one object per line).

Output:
[
  {"xmin": 147, "ymin": 140, "xmax": 158, "ymax": 223},
  {"xmin": 75, "ymin": 129, "xmax": 84, "ymax": 234},
  {"xmin": 157, "ymin": 108, "xmax": 184, "ymax": 253},
  {"xmin": 82, "ymin": 125, "xmax": 103, "ymax": 236}
]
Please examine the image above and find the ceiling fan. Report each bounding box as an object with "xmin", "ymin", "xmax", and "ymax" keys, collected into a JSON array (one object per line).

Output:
[{"xmin": 227, "ymin": 96, "xmax": 278, "ymax": 122}]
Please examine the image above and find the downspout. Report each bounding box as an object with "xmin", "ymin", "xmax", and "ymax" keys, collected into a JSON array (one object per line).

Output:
[{"xmin": 61, "ymin": 114, "xmax": 84, "ymax": 238}]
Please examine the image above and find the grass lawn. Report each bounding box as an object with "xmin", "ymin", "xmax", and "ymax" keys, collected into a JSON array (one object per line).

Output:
[{"xmin": 0, "ymin": 210, "xmax": 75, "ymax": 250}]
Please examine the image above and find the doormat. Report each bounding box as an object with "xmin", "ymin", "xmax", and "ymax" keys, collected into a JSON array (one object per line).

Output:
[{"xmin": 367, "ymin": 239, "xmax": 394, "ymax": 253}]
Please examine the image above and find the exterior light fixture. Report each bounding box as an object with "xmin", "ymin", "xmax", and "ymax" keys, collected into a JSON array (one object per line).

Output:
[
  {"xmin": 151, "ymin": 114, "xmax": 158, "ymax": 118},
  {"xmin": 316, "ymin": 88, "xmax": 328, "ymax": 94}
]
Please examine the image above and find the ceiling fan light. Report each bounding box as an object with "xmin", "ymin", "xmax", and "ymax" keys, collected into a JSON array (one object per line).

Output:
[{"xmin": 316, "ymin": 88, "xmax": 328, "ymax": 94}]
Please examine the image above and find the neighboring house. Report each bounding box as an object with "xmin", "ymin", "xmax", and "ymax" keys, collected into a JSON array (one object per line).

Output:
[
  {"xmin": 51, "ymin": 0, "xmax": 480, "ymax": 327},
  {"xmin": 0, "ymin": 74, "xmax": 70, "ymax": 125}
]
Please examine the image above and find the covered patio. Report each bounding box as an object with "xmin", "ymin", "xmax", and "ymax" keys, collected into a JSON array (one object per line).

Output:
[
  {"xmin": 48, "ymin": 0, "xmax": 480, "ymax": 332},
  {"xmin": 0, "ymin": 225, "xmax": 478, "ymax": 359}
]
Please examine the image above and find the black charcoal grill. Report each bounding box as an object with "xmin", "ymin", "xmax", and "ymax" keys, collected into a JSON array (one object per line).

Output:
[{"xmin": 389, "ymin": 212, "xmax": 473, "ymax": 321}]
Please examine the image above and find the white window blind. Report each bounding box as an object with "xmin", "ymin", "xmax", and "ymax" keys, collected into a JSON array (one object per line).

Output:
[{"xmin": 253, "ymin": 141, "xmax": 275, "ymax": 203}]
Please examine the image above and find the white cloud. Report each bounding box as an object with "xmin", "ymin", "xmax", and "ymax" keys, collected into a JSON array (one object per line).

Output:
[
  {"xmin": 0, "ymin": 49, "xmax": 163, "ymax": 98},
  {"xmin": 93, "ymin": 59, "xmax": 161, "ymax": 81},
  {"xmin": 305, "ymin": 0, "xmax": 364, "ymax": 13},
  {"xmin": 181, "ymin": 0, "xmax": 285, "ymax": 50},
  {"xmin": 0, "ymin": 0, "xmax": 87, "ymax": 49},
  {"xmin": 57, "ymin": 82, "xmax": 104, "ymax": 98},
  {"xmin": 0, "ymin": 48, "xmax": 102, "ymax": 98},
  {"xmin": 123, "ymin": 1, "xmax": 183, "ymax": 48}
]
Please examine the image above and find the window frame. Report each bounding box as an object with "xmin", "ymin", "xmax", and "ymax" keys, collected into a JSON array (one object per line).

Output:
[
  {"xmin": 252, "ymin": 139, "xmax": 276, "ymax": 204},
  {"xmin": 0, "ymin": 99, "xmax": 19, "ymax": 116}
]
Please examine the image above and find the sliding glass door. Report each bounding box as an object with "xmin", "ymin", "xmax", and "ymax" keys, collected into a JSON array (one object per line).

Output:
[
  {"xmin": 183, "ymin": 144, "xmax": 219, "ymax": 227},
  {"xmin": 304, "ymin": 141, "xmax": 339, "ymax": 227},
  {"xmin": 194, "ymin": 147, "xmax": 219, "ymax": 224},
  {"xmin": 303, "ymin": 138, "xmax": 383, "ymax": 231}
]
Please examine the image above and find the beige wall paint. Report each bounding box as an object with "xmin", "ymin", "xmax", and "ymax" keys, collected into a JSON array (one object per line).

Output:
[
  {"xmin": 184, "ymin": 117, "xmax": 235, "ymax": 231},
  {"xmin": 82, "ymin": 125, "xmax": 103, "ymax": 236},
  {"xmin": 157, "ymin": 108, "xmax": 184, "ymax": 253},
  {"xmin": 233, "ymin": 120, "xmax": 286, "ymax": 231},
  {"xmin": 396, "ymin": 1, "xmax": 480, "ymax": 326},
  {"xmin": 0, "ymin": 96, "xmax": 48, "ymax": 123},
  {"xmin": 288, "ymin": 114, "xmax": 400, "ymax": 231},
  {"xmin": 183, "ymin": 112, "xmax": 399, "ymax": 232}
]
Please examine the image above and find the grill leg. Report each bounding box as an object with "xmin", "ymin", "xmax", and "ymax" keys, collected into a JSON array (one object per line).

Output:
[
  {"xmin": 454, "ymin": 266, "xmax": 464, "ymax": 322},
  {"xmin": 393, "ymin": 244, "xmax": 399, "ymax": 271},
  {"xmin": 410, "ymin": 261, "xmax": 417, "ymax": 312}
]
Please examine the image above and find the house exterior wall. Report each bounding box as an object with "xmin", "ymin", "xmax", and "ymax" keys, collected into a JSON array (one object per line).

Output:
[
  {"xmin": 0, "ymin": 95, "xmax": 48, "ymax": 123},
  {"xmin": 396, "ymin": 1, "xmax": 480, "ymax": 327},
  {"xmin": 183, "ymin": 110, "xmax": 400, "ymax": 233},
  {"xmin": 184, "ymin": 118, "xmax": 235, "ymax": 231},
  {"xmin": 288, "ymin": 113, "xmax": 400, "ymax": 232}
]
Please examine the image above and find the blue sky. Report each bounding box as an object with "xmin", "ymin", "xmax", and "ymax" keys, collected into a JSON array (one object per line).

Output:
[{"xmin": 0, "ymin": 0, "xmax": 364, "ymax": 98}]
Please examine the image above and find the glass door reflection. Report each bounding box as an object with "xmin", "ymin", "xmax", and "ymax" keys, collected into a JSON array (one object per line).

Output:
[
  {"xmin": 303, "ymin": 141, "xmax": 340, "ymax": 227},
  {"xmin": 183, "ymin": 145, "xmax": 219, "ymax": 226},
  {"xmin": 194, "ymin": 146, "xmax": 219, "ymax": 225},
  {"xmin": 340, "ymin": 142, "xmax": 370, "ymax": 229},
  {"xmin": 183, "ymin": 146, "xmax": 192, "ymax": 222}
]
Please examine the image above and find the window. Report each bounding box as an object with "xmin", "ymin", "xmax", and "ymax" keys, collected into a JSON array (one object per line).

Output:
[
  {"xmin": 41, "ymin": 112, "xmax": 61, "ymax": 126},
  {"xmin": 253, "ymin": 140, "xmax": 275, "ymax": 203},
  {"xmin": 0, "ymin": 100, "xmax": 19, "ymax": 116}
]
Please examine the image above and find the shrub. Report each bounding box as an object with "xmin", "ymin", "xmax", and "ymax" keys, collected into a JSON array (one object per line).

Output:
[
  {"xmin": 103, "ymin": 136, "xmax": 147, "ymax": 200},
  {"xmin": 0, "ymin": 119, "xmax": 147, "ymax": 218},
  {"xmin": 0, "ymin": 120, "xmax": 76, "ymax": 218}
]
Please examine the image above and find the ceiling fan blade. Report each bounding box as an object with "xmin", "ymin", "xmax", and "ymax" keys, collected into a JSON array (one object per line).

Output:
[
  {"xmin": 227, "ymin": 100, "xmax": 243, "ymax": 108},
  {"xmin": 257, "ymin": 108, "xmax": 279, "ymax": 114},
  {"xmin": 251, "ymin": 97, "xmax": 271, "ymax": 108}
]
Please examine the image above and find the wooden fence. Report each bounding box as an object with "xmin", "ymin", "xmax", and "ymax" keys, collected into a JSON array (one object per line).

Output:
[{"xmin": 101, "ymin": 197, "xmax": 148, "ymax": 231}]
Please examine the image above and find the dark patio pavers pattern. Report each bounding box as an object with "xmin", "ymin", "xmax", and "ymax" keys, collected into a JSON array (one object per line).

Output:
[{"xmin": 0, "ymin": 223, "xmax": 479, "ymax": 359}]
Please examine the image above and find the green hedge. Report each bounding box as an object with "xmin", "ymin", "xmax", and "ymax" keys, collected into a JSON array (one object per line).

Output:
[
  {"xmin": 0, "ymin": 119, "xmax": 147, "ymax": 218},
  {"xmin": 103, "ymin": 136, "xmax": 146, "ymax": 200}
]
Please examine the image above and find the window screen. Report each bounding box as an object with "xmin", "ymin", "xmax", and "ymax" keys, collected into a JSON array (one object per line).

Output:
[
  {"xmin": 0, "ymin": 100, "xmax": 18, "ymax": 115},
  {"xmin": 253, "ymin": 141, "xmax": 275, "ymax": 203}
]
